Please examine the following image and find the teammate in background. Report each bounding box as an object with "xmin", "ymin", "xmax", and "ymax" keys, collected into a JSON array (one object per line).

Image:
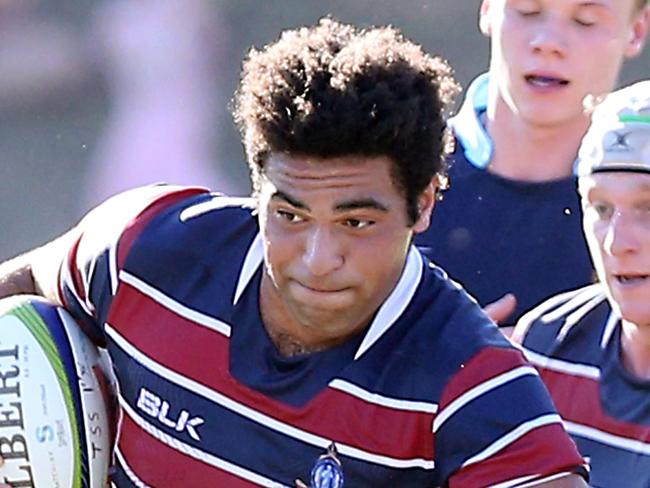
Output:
[
  {"xmin": 0, "ymin": 18, "xmax": 588, "ymax": 487},
  {"xmin": 512, "ymin": 81, "xmax": 650, "ymax": 487},
  {"xmin": 416, "ymin": 0, "xmax": 650, "ymax": 328}
]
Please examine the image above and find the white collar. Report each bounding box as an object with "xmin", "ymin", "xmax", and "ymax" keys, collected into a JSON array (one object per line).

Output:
[
  {"xmin": 233, "ymin": 235, "xmax": 424, "ymax": 360},
  {"xmin": 448, "ymin": 72, "xmax": 493, "ymax": 169}
]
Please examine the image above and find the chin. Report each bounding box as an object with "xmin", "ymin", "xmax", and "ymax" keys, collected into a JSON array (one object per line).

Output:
[
  {"xmin": 618, "ymin": 305, "xmax": 650, "ymax": 328},
  {"xmin": 295, "ymin": 307, "xmax": 350, "ymax": 329},
  {"xmin": 520, "ymin": 108, "xmax": 580, "ymax": 128}
]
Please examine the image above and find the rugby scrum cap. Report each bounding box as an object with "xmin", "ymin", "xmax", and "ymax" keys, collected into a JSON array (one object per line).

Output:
[{"xmin": 576, "ymin": 80, "xmax": 650, "ymax": 176}]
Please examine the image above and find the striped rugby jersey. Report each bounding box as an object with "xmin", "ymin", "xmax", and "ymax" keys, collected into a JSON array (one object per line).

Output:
[
  {"xmin": 517, "ymin": 284, "xmax": 650, "ymax": 488},
  {"xmin": 58, "ymin": 185, "xmax": 586, "ymax": 487}
]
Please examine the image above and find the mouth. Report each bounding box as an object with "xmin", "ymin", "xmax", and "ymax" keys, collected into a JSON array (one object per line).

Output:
[
  {"xmin": 298, "ymin": 282, "xmax": 348, "ymax": 294},
  {"xmin": 524, "ymin": 74, "xmax": 569, "ymax": 88},
  {"xmin": 289, "ymin": 279, "xmax": 354, "ymax": 306},
  {"xmin": 614, "ymin": 274, "xmax": 650, "ymax": 285}
]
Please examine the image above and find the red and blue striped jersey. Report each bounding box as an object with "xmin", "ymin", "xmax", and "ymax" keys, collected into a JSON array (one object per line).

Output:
[
  {"xmin": 517, "ymin": 284, "xmax": 650, "ymax": 488},
  {"xmin": 59, "ymin": 185, "xmax": 587, "ymax": 487}
]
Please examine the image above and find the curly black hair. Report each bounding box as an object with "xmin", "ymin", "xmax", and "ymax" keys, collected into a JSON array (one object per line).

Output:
[{"xmin": 233, "ymin": 17, "xmax": 459, "ymax": 224}]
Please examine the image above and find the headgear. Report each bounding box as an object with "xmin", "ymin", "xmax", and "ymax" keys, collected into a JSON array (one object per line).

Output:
[{"xmin": 576, "ymin": 81, "xmax": 650, "ymax": 176}]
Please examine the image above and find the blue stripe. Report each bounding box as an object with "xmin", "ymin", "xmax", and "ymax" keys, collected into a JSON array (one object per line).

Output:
[
  {"xmin": 573, "ymin": 435, "xmax": 650, "ymax": 488},
  {"xmin": 111, "ymin": 462, "xmax": 139, "ymax": 488}
]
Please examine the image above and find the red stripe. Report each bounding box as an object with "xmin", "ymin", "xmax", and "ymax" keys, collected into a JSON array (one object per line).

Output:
[
  {"xmin": 439, "ymin": 347, "xmax": 530, "ymax": 410},
  {"xmin": 540, "ymin": 367, "xmax": 650, "ymax": 441},
  {"xmin": 116, "ymin": 187, "xmax": 207, "ymax": 269},
  {"xmin": 108, "ymin": 283, "xmax": 435, "ymax": 461},
  {"xmin": 449, "ymin": 423, "xmax": 586, "ymax": 487},
  {"xmin": 117, "ymin": 412, "xmax": 259, "ymax": 487},
  {"xmin": 62, "ymin": 234, "xmax": 86, "ymax": 304}
]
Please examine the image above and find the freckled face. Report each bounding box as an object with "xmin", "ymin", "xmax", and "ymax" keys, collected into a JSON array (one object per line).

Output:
[
  {"xmin": 257, "ymin": 153, "xmax": 433, "ymax": 346},
  {"xmin": 581, "ymin": 172, "xmax": 650, "ymax": 326}
]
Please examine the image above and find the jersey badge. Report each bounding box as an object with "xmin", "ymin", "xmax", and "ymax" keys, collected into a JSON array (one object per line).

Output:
[{"xmin": 295, "ymin": 442, "xmax": 344, "ymax": 488}]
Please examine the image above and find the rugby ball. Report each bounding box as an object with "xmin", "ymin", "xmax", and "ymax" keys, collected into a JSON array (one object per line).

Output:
[{"xmin": 0, "ymin": 295, "xmax": 112, "ymax": 488}]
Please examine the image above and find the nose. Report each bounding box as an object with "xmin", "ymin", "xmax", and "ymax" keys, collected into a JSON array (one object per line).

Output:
[
  {"xmin": 603, "ymin": 211, "xmax": 640, "ymax": 256},
  {"xmin": 303, "ymin": 226, "xmax": 344, "ymax": 277},
  {"xmin": 529, "ymin": 16, "xmax": 568, "ymax": 57}
]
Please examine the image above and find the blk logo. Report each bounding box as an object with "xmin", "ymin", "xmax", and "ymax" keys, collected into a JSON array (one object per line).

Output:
[{"xmin": 136, "ymin": 387, "xmax": 204, "ymax": 441}]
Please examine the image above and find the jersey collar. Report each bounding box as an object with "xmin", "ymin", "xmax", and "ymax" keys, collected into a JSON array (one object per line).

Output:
[
  {"xmin": 448, "ymin": 72, "xmax": 493, "ymax": 169},
  {"xmin": 233, "ymin": 234, "xmax": 425, "ymax": 360},
  {"xmin": 353, "ymin": 247, "xmax": 424, "ymax": 359}
]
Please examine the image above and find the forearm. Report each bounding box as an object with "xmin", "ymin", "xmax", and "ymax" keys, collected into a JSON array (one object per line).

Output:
[
  {"xmin": 0, "ymin": 252, "xmax": 39, "ymax": 298},
  {"xmin": 0, "ymin": 230, "xmax": 76, "ymax": 303}
]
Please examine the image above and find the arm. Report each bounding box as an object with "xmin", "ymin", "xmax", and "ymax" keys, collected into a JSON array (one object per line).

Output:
[
  {"xmin": 0, "ymin": 228, "xmax": 78, "ymax": 302},
  {"xmin": 0, "ymin": 230, "xmax": 77, "ymax": 485}
]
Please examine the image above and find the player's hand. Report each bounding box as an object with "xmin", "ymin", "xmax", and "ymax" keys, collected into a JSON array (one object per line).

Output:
[
  {"xmin": 483, "ymin": 293, "xmax": 517, "ymax": 325},
  {"xmin": 0, "ymin": 454, "xmax": 10, "ymax": 488}
]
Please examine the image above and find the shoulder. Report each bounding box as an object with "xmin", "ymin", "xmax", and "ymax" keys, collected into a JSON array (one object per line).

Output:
[
  {"xmin": 429, "ymin": 282, "xmax": 588, "ymax": 485},
  {"xmin": 367, "ymin": 256, "xmax": 515, "ymax": 376},
  {"xmin": 424, "ymin": 267, "xmax": 536, "ymax": 390},
  {"xmin": 74, "ymin": 185, "xmax": 210, "ymax": 256},
  {"xmin": 416, "ymin": 260, "xmax": 518, "ymax": 364},
  {"xmin": 512, "ymin": 283, "xmax": 612, "ymax": 363},
  {"xmin": 83, "ymin": 184, "xmax": 209, "ymax": 224},
  {"xmin": 429, "ymin": 280, "xmax": 590, "ymax": 486},
  {"xmin": 103, "ymin": 189, "xmax": 261, "ymax": 322},
  {"xmin": 59, "ymin": 185, "xmax": 223, "ymax": 337},
  {"xmin": 134, "ymin": 192, "xmax": 257, "ymax": 245},
  {"xmin": 122, "ymin": 191, "xmax": 259, "ymax": 278},
  {"xmin": 77, "ymin": 185, "xmax": 257, "ymax": 270}
]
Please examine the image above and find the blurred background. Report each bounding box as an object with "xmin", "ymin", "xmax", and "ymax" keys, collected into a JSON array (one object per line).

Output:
[{"xmin": 1, "ymin": 0, "xmax": 648, "ymax": 261}]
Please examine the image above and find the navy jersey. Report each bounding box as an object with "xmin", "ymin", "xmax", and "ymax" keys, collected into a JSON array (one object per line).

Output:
[
  {"xmin": 517, "ymin": 284, "xmax": 650, "ymax": 488},
  {"xmin": 59, "ymin": 185, "xmax": 587, "ymax": 487},
  {"xmin": 415, "ymin": 73, "xmax": 593, "ymax": 324}
]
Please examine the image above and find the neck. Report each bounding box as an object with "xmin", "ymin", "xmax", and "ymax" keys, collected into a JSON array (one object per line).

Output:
[
  {"xmin": 265, "ymin": 331, "xmax": 328, "ymax": 357},
  {"xmin": 620, "ymin": 320, "xmax": 650, "ymax": 380},
  {"xmin": 259, "ymin": 272, "xmax": 365, "ymax": 358},
  {"xmin": 484, "ymin": 96, "xmax": 590, "ymax": 182}
]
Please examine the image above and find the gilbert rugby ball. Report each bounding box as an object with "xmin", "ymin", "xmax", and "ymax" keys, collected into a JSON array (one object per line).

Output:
[{"xmin": 0, "ymin": 295, "xmax": 111, "ymax": 488}]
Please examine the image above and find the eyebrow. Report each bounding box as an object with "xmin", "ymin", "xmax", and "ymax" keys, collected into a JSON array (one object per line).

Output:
[
  {"xmin": 271, "ymin": 190, "xmax": 308, "ymax": 209},
  {"xmin": 634, "ymin": 183, "xmax": 650, "ymax": 194},
  {"xmin": 270, "ymin": 190, "xmax": 390, "ymax": 213}
]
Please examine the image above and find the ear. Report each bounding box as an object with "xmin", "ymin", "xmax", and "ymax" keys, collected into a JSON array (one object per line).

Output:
[
  {"xmin": 412, "ymin": 178, "xmax": 439, "ymax": 234},
  {"xmin": 625, "ymin": 5, "xmax": 650, "ymax": 58},
  {"xmin": 479, "ymin": 0, "xmax": 493, "ymax": 37}
]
